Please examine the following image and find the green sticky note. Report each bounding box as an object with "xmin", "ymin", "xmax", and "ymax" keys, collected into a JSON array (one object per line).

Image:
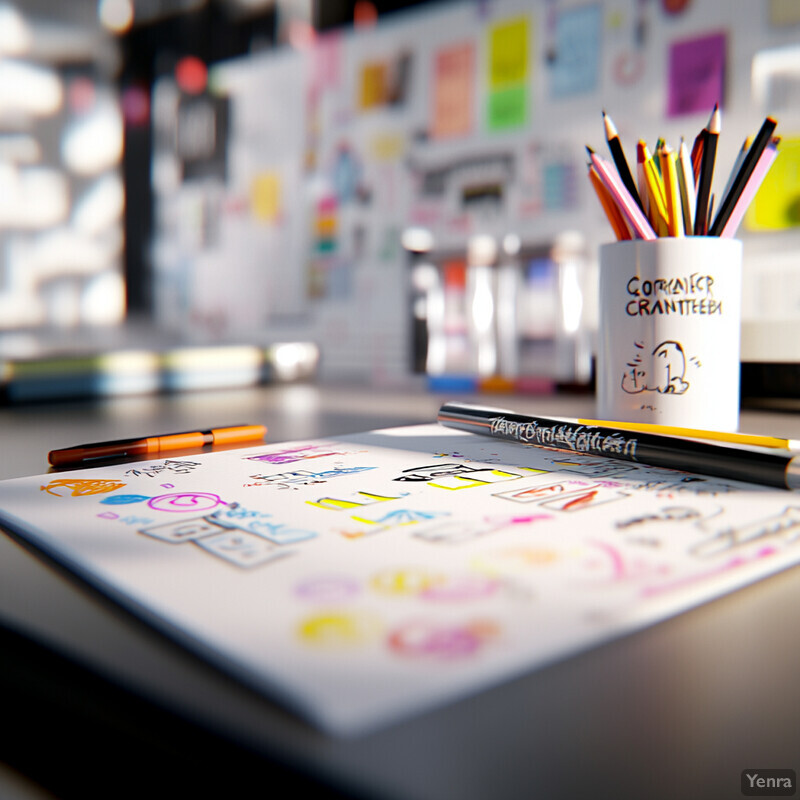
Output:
[{"xmin": 487, "ymin": 85, "xmax": 527, "ymax": 131}]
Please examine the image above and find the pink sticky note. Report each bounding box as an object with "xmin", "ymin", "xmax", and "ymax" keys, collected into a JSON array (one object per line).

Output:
[{"xmin": 667, "ymin": 32, "xmax": 726, "ymax": 118}]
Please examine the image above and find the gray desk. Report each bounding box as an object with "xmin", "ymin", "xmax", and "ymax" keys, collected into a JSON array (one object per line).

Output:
[{"xmin": 1, "ymin": 385, "xmax": 799, "ymax": 799}]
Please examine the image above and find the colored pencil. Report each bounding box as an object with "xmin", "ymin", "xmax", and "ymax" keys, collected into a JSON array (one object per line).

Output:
[
  {"xmin": 677, "ymin": 138, "xmax": 696, "ymax": 235},
  {"xmin": 709, "ymin": 116, "xmax": 777, "ymax": 236},
  {"xmin": 586, "ymin": 147, "xmax": 657, "ymax": 240},
  {"xmin": 659, "ymin": 143, "xmax": 683, "ymax": 236},
  {"xmin": 636, "ymin": 140, "xmax": 651, "ymax": 219},
  {"xmin": 721, "ymin": 136, "xmax": 750, "ymax": 206},
  {"xmin": 588, "ymin": 164, "xmax": 632, "ymax": 240},
  {"xmin": 642, "ymin": 146, "xmax": 669, "ymax": 235},
  {"xmin": 437, "ymin": 402, "xmax": 800, "ymax": 491},
  {"xmin": 602, "ymin": 111, "xmax": 645, "ymax": 213},
  {"xmin": 718, "ymin": 137, "xmax": 779, "ymax": 238},
  {"xmin": 691, "ymin": 129, "xmax": 705, "ymax": 185},
  {"xmin": 694, "ymin": 104, "xmax": 720, "ymax": 235}
]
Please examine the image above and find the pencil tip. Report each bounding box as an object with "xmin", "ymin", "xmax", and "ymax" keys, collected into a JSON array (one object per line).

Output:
[{"xmin": 709, "ymin": 105, "xmax": 721, "ymax": 134}]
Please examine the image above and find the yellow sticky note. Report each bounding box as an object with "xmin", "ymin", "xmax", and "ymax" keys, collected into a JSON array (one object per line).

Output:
[
  {"xmin": 745, "ymin": 136, "xmax": 800, "ymax": 232},
  {"xmin": 359, "ymin": 61, "xmax": 387, "ymax": 109},
  {"xmin": 251, "ymin": 173, "xmax": 281, "ymax": 222},
  {"xmin": 489, "ymin": 16, "xmax": 529, "ymax": 88}
]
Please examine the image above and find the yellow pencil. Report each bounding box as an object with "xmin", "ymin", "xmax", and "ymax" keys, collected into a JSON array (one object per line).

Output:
[
  {"xmin": 643, "ymin": 152, "xmax": 669, "ymax": 236},
  {"xmin": 577, "ymin": 417, "xmax": 800, "ymax": 450},
  {"xmin": 659, "ymin": 143, "xmax": 683, "ymax": 237}
]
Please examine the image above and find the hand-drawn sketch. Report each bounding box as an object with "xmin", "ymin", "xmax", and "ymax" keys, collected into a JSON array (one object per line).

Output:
[
  {"xmin": 414, "ymin": 513, "xmax": 551, "ymax": 545},
  {"xmin": 493, "ymin": 479, "xmax": 628, "ymax": 511},
  {"xmin": 7, "ymin": 422, "xmax": 800, "ymax": 736},
  {"xmin": 690, "ymin": 507, "xmax": 800, "ymax": 558},
  {"xmin": 621, "ymin": 340, "xmax": 691, "ymax": 395},
  {"xmin": 40, "ymin": 477, "xmax": 126, "ymax": 497},
  {"xmin": 139, "ymin": 501, "xmax": 316, "ymax": 566}
]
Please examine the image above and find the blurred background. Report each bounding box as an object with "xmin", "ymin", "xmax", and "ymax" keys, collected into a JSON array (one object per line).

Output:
[{"xmin": 1, "ymin": 0, "xmax": 799, "ymax": 404}]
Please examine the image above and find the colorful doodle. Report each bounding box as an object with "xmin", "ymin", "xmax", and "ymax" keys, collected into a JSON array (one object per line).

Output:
[
  {"xmin": 370, "ymin": 567, "xmax": 443, "ymax": 597},
  {"xmin": 471, "ymin": 545, "xmax": 564, "ymax": 577},
  {"xmin": 307, "ymin": 490, "xmax": 408, "ymax": 511},
  {"xmin": 350, "ymin": 508, "xmax": 446, "ymax": 527},
  {"xmin": 298, "ymin": 611, "xmax": 382, "ymax": 647},
  {"xmin": 147, "ymin": 492, "xmax": 224, "ymax": 513},
  {"xmin": 100, "ymin": 494, "xmax": 151, "ymax": 505},
  {"xmin": 246, "ymin": 444, "xmax": 356, "ymax": 465},
  {"xmin": 493, "ymin": 480, "xmax": 629, "ymax": 511},
  {"xmin": 41, "ymin": 478, "xmax": 126, "ymax": 497},
  {"xmin": 246, "ymin": 465, "xmax": 376, "ymax": 489},
  {"xmin": 387, "ymin": 618, "xmax": 499, "ymax": 659}
]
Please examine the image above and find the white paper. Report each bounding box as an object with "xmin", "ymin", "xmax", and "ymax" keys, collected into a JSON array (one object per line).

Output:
[{"xmin": 1, "ymin": 424, "xmax": 798, "ymax": 736}]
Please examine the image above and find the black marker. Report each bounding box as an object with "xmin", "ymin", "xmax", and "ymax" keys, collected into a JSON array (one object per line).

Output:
[{"xmin": 437, "ymin": 402, "xmax": 800, "ymax": 491}]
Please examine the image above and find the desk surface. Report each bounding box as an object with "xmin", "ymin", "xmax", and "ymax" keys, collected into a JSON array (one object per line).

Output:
[{"xmin": 1, "ymin": 384, "xmax": 799, "ymax": 799}]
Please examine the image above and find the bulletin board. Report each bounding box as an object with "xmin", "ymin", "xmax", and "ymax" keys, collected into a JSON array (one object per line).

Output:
[{"xmin": 150, "ymin": 0, "xmax": 800, "ymax": 383}]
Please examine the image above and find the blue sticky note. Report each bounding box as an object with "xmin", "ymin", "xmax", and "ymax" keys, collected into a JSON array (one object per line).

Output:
[{"xmin": 550, "ymin": 4, "xmax": 602, "ymax": 98}]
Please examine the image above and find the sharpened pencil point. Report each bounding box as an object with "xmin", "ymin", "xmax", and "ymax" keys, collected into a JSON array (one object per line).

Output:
[{"xmin": 709, "ymin": 105, "xmax": 721, "ymax": 135}]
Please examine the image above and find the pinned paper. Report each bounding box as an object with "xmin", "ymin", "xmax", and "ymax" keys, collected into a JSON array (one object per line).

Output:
[
  {"xmin": 549, "ymin": 4, "xmax": 601, "ymax": 98},
  {"xmin": 489, "ymin": 16, "xmax": 529, "ymax": 88},
  {"xmin": 359, "ymin": 61, "xmax": 387, "ymax": 109},
  {"xmin": 487, "ymin": 16, "xmax": 530, "ymax": 131},
  {"xmin": 488, "ymin": 85, "xmax": 527, "ymax": 131},
  {"xmin": 251, "ymin": 172, "xmax": 281, "ymax": 223},
  {"xmin": 667, "ymin": 32, "xmax": 726, "ymax": 117},
  {"xmin": 432, "ymin": 42, "xmax": 474, "ymax": 139}
]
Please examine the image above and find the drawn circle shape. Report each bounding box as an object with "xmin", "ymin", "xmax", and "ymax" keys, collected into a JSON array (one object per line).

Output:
[{"xmin": 147, "ymin": 492, "xmax": 222, "ymax": 513}]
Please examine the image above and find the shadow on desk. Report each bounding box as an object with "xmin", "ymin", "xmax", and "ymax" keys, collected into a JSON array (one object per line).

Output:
[{"xmin": 0, "ymin": 622, "xmax": 350, "ymax": 800}]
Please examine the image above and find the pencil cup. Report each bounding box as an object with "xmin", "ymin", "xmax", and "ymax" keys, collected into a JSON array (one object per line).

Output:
[{"xmin": 596, "ymin": 238, "xmax": 743, "ymax": 431}]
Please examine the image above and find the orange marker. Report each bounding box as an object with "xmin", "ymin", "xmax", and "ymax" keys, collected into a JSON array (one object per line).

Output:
[{"xmin": 48, "ymin": 424, "xmax": 268, "ymax": 467}]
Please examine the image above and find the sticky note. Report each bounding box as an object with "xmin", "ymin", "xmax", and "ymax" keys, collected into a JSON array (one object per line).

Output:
[{"xmin": 667, "ymin": 32, "xmax": 726, "ymax": 117}]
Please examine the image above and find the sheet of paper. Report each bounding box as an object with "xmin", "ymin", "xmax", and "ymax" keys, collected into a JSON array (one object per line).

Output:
[{"xmin": 1, "ymin": 424, "xmax": 799, "ymax": 736}]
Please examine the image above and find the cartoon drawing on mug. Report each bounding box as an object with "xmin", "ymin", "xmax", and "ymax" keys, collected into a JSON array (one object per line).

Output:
[{"xmin": 621, "ymin": 340, "xmax": 690, "ymax": 395}]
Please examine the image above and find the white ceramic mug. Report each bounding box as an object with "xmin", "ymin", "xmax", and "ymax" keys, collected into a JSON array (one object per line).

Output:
[{"xmin": 597, "ymin": 237, "xmax": 743, "ymax": 431}]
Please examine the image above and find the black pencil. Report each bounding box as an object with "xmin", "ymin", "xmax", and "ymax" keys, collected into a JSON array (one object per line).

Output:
[
  {"xmin": 709, "ymin": 115, "xmax": 778, "ymax": 236},
  {"xmin": 437, "ymin": 402, "xmax": 800, "ymax": 490},
  {"xmin": 693, "ymin": 104, "xmax": 720, "ymax": 235},
  {"xmin": 603, "ymin": 111, "xmax": 645, "ymax": 213}
]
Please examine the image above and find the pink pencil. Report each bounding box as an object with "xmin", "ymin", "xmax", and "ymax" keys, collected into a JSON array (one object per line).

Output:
[
  {"xmin": 587, "ymin": 147, "xmax": 657, "ymax": 240},
  {"xmin": 719, "ymin": 138, "xmax": 779, "ymax": 238}
]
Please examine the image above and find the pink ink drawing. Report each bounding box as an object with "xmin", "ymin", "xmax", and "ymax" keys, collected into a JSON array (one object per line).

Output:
[{"xmin": 147, "ymin": 492, "xmax": 224, "ymax": 513}]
